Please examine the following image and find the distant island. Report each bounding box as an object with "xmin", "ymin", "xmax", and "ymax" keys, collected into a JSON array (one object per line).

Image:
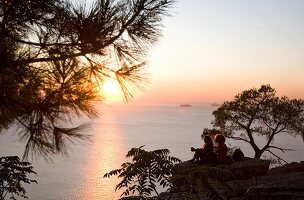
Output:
[
  {"xmin": 180, "ymin": 104, "xmax": 192, "ymax": 107},
  {"xmin": 211, "ymin": 103, "xmax": 220, "ymax": 107}
]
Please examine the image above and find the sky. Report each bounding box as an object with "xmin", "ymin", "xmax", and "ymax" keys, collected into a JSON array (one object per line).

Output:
[
  {"xmin": 80, "ymin": 0, "xmax": 304, "ymax": 104},
  {"xmin": 130, "ymin": 0, "xmax": 304, "ymax": 104}
]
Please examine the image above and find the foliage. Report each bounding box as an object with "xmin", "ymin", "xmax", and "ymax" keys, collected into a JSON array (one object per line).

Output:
[
  {"xmin": 212, "ymin": 84, "xmax": 304, "ymax": 160},
  {"xmin": 0, "ymin": 156, "xmax": 37, "ymax": 200},
  {"xmin": 0, "ymin": 0, "xmax": 175, "ymax": 159},
  {"xmin": 202, "ymin": 128, "xmax": 221, "ymax": 138},
  {"xmin": 104, "ymin": 147, "xmax": 234, "ymax": 200},
  {"xmin": 104, "ymin": 146, "xmax": 181, "ymax": 199}
]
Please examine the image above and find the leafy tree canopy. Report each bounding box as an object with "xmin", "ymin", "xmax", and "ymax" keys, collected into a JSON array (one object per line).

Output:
[
  {"xmin": 0, "ymin": 0, "xmax": 175, "ymax": 160},
  {"xmin": 105, "ymin": 146, "xmax": 234, "ymax": 200},
  {"xmin": 104, "ymin": 146, "xmax": 181, "ymax": 199},
  {"xmin": 0, "ymin": 156, "xmax": 37, "ymax": 200},
  {"xmin": 212, "ymin": 85, "xmax": 304, "ymax": 160}
]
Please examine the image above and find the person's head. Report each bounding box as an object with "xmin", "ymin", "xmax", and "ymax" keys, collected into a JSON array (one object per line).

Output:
[
  {"xmin": 201, "ymin": 134, "xmax": 213, "ymax": 145},
  {"xmin": 214, "ymin": 134, "xmax": 226, "ymax": 144}
]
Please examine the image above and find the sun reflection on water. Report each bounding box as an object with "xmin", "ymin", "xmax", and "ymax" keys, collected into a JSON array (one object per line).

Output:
[{"xmin": 69, "ymin": 110, "xmax": 125, "ymax": 200}]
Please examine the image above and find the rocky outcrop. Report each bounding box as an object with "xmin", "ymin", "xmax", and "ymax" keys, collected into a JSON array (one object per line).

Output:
[
  {"xmin": 218, "ymin": 158, "xmax": 270, "ymax": 179},
  {"xmin": 173, "ymin": 158, "xmax": 271, "ymax": 180},
  {"xmin": 268, "ymin": 161, "xmax": 304, "ymax": 175},
  {"xmin": 244, "ymin": 172, "xmax": 304, "ymax": 200},
  {"xmin": 168, "ymin": 160, "xmax": 304, "ymax": 200},
  {"xmin": 243, "ymin": 162, "xmax": 304, "ymax": 200}
]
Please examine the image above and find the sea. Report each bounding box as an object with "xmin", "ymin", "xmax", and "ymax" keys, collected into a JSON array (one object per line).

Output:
[{"xmin": 0, "ymin": 103, "xmax": 303, "ymax": 200}]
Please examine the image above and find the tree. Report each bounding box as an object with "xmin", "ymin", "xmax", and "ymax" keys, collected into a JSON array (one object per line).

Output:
[
  {"xmin": 104, "ymin": 146, "xmax": 233, "ymax": 200},
  {"xmin": 0, "ymin": 156, "xmax": 37, "ymax": 200},
  {"xmin": 212, "ymin": 85, "xmax": 304, "ymax": 160},
  {"xmin": 0, "ymin": 0, "xmax": 175, "ymax": 160},
  {"xmin": 104, "ymin": 146, "xmax": 181, "ymax": 199}
]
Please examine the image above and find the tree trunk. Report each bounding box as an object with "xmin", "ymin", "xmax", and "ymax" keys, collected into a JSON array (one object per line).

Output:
[{"xmin": 254, "ymin": 150, "xmax": 263, "ymax": 159}]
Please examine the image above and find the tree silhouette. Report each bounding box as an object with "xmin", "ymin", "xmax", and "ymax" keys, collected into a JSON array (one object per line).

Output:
[
  {"xmin": 212, "ymin": 85, "xmax": 304, "ymax": 161},
  {"xmin": 0, "ymin": 156, "xmax": 37, "ymax": 199},
  {"xmin": 104, "ymin": 146, "xmax": 231, "ymax": 200},
  {"xmin": 0, "ymin": 0, "xmax": 175, "ymax": 160},
  {"xmin": 104, "ymin": 146, "xmax": 181, "ymax": 199}
]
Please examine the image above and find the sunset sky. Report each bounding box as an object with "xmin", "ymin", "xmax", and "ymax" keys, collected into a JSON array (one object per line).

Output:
[
  {"xmin": 127, "ymin": 0, "xmax": 304, "ymax": 104},
  {"xmin": 88, "ymin": 0, "xmax": 304, "ymax": 104}
]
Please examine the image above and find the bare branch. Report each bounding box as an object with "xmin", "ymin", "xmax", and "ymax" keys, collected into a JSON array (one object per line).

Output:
[
  {"xmin": 226, "ymin": 136, "xmax": 250, "ymax": 143},
  {"xmin": 266, "ymin": 149, "xmax": 288, "ymax": 165},
  {"xmin": 268, "ymin": 146, "xmax": 296, "ymax": 152}
]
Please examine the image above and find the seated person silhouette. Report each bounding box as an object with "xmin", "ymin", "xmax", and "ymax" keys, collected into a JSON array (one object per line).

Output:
[
  {"xmin": 190, "ymin": 134, "xmax": 215, "ymax": 164},
  {"xmin": 214, "ymin": 133, "xmax": 228, "ymax": 164}
]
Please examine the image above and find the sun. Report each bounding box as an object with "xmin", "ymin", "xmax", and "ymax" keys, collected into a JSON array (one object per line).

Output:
[{"xmin": 101, "ymin": 78, "xmax": 123, "ymax": 103}]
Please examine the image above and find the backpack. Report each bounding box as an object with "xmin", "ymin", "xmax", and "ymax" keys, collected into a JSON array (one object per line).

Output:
[{"xmin": 232, "ymin": 148, "xmax": 245, "ymax": 162}]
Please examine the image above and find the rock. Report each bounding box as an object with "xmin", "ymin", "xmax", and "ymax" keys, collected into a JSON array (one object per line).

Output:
[
  {"xmin": 269, "ymin": 161, "xmax": 304, "ymax": 175},
  {"xmin": 218, "ymin": 158, "xmax": 270, "ymax": 180},
  {"xmin": 173, "ymin": 158, "xmax": 270, "ymax": 182},
  {"xmin": 169, "ymin": 159, "xmax": 270, "ymax": 199},
  {"xmin": 159, "ymin": 192, "xmax": 209, "ymax": 200},
  {"xmin": 169, "ymin": 160, "xmax": 304, "ymax": 200},
  {"xmin": 244, "ymin": 172, "xmax": 304, "ymax": 200}
]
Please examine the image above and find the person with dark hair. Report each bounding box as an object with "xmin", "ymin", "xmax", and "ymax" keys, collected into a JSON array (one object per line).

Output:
[
  {"xmin": 214, "ymin": 134, "xmax": 228, "ymax": 164},
  {"xmin": 190, "ymin": 134, "xmax": 215, "ymax": 164}
]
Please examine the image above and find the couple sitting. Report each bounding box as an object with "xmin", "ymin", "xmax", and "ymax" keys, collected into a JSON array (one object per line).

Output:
[{"xmin": 190, "ymin": 133, "xmax": 227, "ymax": 165}]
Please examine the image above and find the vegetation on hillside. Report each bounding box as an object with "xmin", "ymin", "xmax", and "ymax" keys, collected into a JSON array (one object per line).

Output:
[
  {"xmin": 104, "ymin": 146, "xmax": 233, "ymax": 200},
  {"xmin": 0, "ymin": 156, "xmax": 36, "ymax": 200},
  {"xmin": 212, "ymin": 85, "xmax": 304, "ymax": 162}
]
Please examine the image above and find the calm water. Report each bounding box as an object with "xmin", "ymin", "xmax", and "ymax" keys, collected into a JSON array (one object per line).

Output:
[{"xmin": 1, "ymin": 103, "xmax": 303, "ymax": 199}]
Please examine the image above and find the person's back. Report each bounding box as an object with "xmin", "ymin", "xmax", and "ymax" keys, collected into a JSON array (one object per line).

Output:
[
  {"xmin": 190, "ymin": 135, "xmax": 215, "ymax": 164},
  {"xmin": 201, "ymin": 142, "xmax": 215, "ymax": 161},
  {"xmin": 214, "ymin": 134, "xmax": 228, "ymax": 164},
  {"xmin": 216, "ymin": 143, "xmax": 227, "ymax": 163}
]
